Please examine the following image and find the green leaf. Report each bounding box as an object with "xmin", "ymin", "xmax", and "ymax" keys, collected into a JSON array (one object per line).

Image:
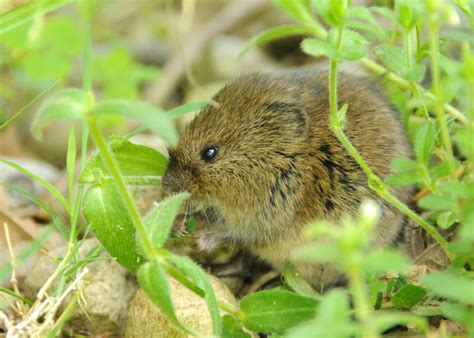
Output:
[
  {"xmin": 0, "ymin": 0, "xmax": 74, "ymax": 36},
  {"xmin": 340, "ymin": 30, "xmax": 368, "ymax": 60},
  {"xmin": 441, "ymin": 303, "xmax": 474, "ymax": 333},
  {"xmin": 362, "ymin": 249, "xmax": 410, "ymax": 275},
  {"xmin": 436, "ymin": 211, "xmax": 457, "ymax": 229},
  {"xmin": 418, "ymin": 193, "xmax": 456, "ymax": 211},
  {"xmin": 385, "ymin": 170, "xmax": 422, "ymax": 187},
  {"xmin": 286, "ymin": 289, "xmax": 356, "ymax": 338},
  {"xmin": 283, "ymin": 264, "xmax": 321, "ymax": 299},
  {"xmin": 222, "ymin": 315, "xmax": 251, "ymax": 338},
  {"xmin": 79, "ymin": 137, "xmax": 168, "ymax": 184},
  {"xmin": 83, "ymin": 179, "xmax": 143, "ymax": 271},
  {"xmin": 137, "ymin": 260, "xmax": 195, "ymax": 335},
  {"xmin": 167, "ymin": 101, "xmax": 208, "ymax": 119},
  {"xmin": 392, "ymin": 284, "xmax": 427, "ymax": 310},
  {"xmin": 270, "ymin": 0, "xmax": 315, "ymax": 25},
  {"xmin": 170, "ymin": 254, "xmax": 222, "ymax": 335},
  {"xmin": 88, "ymin": 99, "xmax": 177, "ymax": 146},
  {"xmin": 421, "ymin": 272, "xmax": 474, "ymax": 305},
  {"xmin": 240, "ymin": 289, "xmax": 318, "ymax": 334},
  {"xmin": 313, "ymin": 0, "xmax": 347, "ymax": 27},
  {"xmin": 137, "ymin": 192, "xmax": 189, "ymax": 256},
  {"xmin": 415, "ymin": 122, "xmax": 435, "ymax": 164},
  {"xmin": 301, "ymin": 38, "xmax": 340, "ymax": 60},
  {"xmin": 391, "ymin": 157, "xmax": 417, "ymax": 171},
  {"xmin": 373, "ymin": 313, "xmax": 427, "ymax": 334},
  {"xmin": 31, "ymin": 88, "xmax": 86, "ymax": 140},
  {"xmin": 373, "ymin": 44, "xmax": 406, "ymax": 74},
  {"xmin": 240, "ymin": 25, "xmax": 316, "ymax": 57},
  {"xmin": 0, "ymin": 159, "xmax": 70, "ymax": 213}
]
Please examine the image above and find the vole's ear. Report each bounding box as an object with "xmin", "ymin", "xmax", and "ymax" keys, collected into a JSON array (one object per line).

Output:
[{"xmin": 263, "ymin": 101, "xmax": 309, "ymax": 141}]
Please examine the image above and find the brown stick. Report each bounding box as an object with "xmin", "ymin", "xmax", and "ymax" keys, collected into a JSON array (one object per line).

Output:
[{"xmin": 144, "ymin": 0, "xmax": 268, "ymax": 107}]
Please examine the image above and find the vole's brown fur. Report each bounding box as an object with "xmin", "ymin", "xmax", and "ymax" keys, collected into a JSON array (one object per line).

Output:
[{"xmin": 162, "ymin": 70, "xmax": 412, "ymax": 291}]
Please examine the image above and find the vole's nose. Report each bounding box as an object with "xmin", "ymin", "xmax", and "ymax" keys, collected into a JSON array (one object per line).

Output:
[{"xmin": 161, "ymin": 170, "xmax": 180, "ymax": 195}]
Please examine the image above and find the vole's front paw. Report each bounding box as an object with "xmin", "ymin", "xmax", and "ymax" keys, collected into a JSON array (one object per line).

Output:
[{"xmin": 195, "ymin": 230, "xmax": 229, "ymax": 252}]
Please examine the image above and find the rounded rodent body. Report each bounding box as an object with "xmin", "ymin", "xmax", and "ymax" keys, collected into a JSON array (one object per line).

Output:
[{"xmin": 162, "ymin": 70, "xmax": 412, "ymax": 291}]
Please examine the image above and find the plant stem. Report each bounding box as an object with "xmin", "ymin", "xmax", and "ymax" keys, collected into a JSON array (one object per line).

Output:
[
  {"xmin": 348, "ymin": 266, "xmax": 377, "ymax": 338},
  {"xmin": 428, "ymin": 20, "xmax": 456, "ymax": 175},
  {"xmin": 87, "ymin": 117, "xmax": 158, "ymax": 259},
  {"xmin": 360, "ymin": 57, "xmax": 469, "ymax": 126},
  {"xmin": 327, "ymin": 24, "xmax": 452, "ymax": 259}
]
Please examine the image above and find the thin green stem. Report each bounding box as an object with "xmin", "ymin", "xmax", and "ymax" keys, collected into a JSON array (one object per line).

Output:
[
  {"xmin": 348, "ymin": 267, "xmax": 377, "ymax": 338},
  {"xmin": 327, "ymin": 22, "xmax": 452, "ymax": 259},
  {"xmin": 360, "ymin": 57, "xmax": 469, "ymax": 126},
  {"xmin": 87, "ymin": 117, "xmax": 158, "ymax": 259},
  {"xmin": 428, "ymin": 22, "xmax": 456, "ymax": 175}
]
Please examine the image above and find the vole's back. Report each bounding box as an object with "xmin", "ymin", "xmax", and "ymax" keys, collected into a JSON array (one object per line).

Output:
[{"xmin": 163, "ymin": 70, "xmax": 412, "ymax": 291}]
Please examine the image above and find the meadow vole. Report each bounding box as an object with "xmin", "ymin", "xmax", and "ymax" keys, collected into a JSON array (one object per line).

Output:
[{"xmin": 162, "ymin": 70, "xmax": 412, "ymax": 291}]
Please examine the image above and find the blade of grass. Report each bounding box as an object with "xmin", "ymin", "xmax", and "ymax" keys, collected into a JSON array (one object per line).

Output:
[
  {"xmin": 0, "ymin": 160, "xmax": 70, "ymax": 213},
  {"xmin": 0, "ymin": 80, "xmax": 60, "ymax": 131},
  {"xmin": 0, "ymin": 0, "xmax": 75, "ymax": 35},
  {"xmin": 0, "ymin": 287, "xmax": 33, "ymax": 305}
]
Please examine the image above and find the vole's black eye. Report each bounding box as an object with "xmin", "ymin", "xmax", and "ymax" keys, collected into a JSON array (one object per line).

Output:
[{"xmin": 201, "ymin": 146, "xmax": 219, "ymax": 162}]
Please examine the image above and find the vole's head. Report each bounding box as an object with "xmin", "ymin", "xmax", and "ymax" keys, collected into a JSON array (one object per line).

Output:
[{"xmin": 162, "ymin": 73, "xmax": 309, "ymax": 225}]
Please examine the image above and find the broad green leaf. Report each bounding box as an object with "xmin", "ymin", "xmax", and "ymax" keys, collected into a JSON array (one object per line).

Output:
[
  {"xmin": 167, "ymin": 101, "xmax": 208, "ymax": 119},
  {"xmin": 415, "ymin": 122, "xmax": 435, "ymax": 163},
  {"xmin": 421, "ymin": 272, "xmax": 474, "ymax": 305},
  {"xmin": 340, "ymin": 30, "xmax": 368, "ymax": 60},
  {"xmin": 371, "ymin": 6, "xmax": 397, "ymax": 22},
  {"xmin": 362, "ymin": 249, "xmax": 410, "ymax": 275},
  {"xmin": 418, "ymin": 193, "xmax": 456, "ymax": 211},
  {"xmin": 240, "ymin": 289, "xmax": 318, "ymax": 334},
  {"xmin": 222, "ymin": 315, "xmax": 251, "ymax": 338},
  {"xmin": 83, "ymin": 179, "xmax": 143, "ymax": 271},
  {"xmin": 286, "ymin": 289, "xmax": 356, "ymax": 338},
  {"xmin": 283, "ymin": 264, "xmax": 321, "ymax": 299},
  {"xmin": 0, "ymin": 159, "xmax": 69, "ymax": 213},
  {"xmin": 79, "ymin": 137, "xmax": 168, "ymax": 184},
  {"xmin": 240, "ymin": 25, "xmax": 316, "ymax": 57},
  {"xmin": 31, "ymin": 88, "xmax": 86, "ymax": 139},
  {"xmin": 396, "ymin": 2, "xmax": 416, "ymax": 30},
  {"xmin": 270, "ymin": 0, "xmax": 315, "ymax": 26},
  {"xmin": 391, "ymin": 157, "xmax": 417, "ymax": 171},
  {"xmin": 170, "ymin": 254, "xmax": 222, "ymax": 335},
  {"xmin": 436, "ymin": 211, "xmax": 457, "ymax": 229},
  {"xmin": 385, "ymin": 170, "xmax": 422, "ymax": 187},
  {"xmin": 346, "ymin": 6, "xmax": 386, "ymax": 41},
  {"xmin": 441, "ymin": 303, "xmax": 474, "ymax": 333},
  {"xmin": 405, "ymin": 63, "xmax": 426, "ymax": 83},
  {"xmin": 313, "ymin": 0, "xmax": 347, "ymax": 27},
  {"xmin": 373, "ymin": 313, "xmax": 427, "ymax": 334},
  {"xmin": 373, "ymin": 44, "xmax": 406, "ymax": 74},
  {"xmin": 301, "ymin": 38, "xmax": 340, "ymax": 60},
  {"xmin": 88, "ymin": 99, "xmax": 177, "ymax": 146},
  {"xmin": 137, "ymin": 260, "xmax": 195, "ymax": 335},
  {"xmin": 136, "ymin": 192, "xmax": 189, "ymax": 256},
  {"xmin": 392, "ymin": 284, "xmax": 427, "ymax": 310}
]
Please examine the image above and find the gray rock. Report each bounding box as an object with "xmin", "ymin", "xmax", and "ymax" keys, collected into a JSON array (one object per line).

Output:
[
  {"xmin": 24, "ymin": 238, "xmax": 138, "ymax": 336},
  {"xmin": 126, "ymin": 274, "xmax": 238, "ymax": 338}
]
